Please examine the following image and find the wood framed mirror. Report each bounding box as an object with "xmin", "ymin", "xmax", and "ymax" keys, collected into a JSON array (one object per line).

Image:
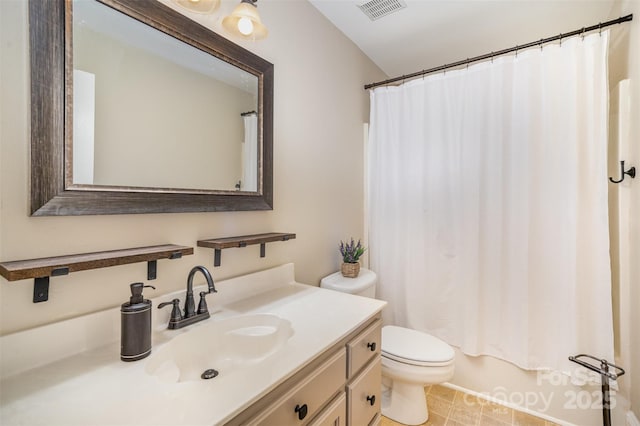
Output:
[{"xmin": 29, "ymin": 0, "xmax": 273, "ymax": 215}]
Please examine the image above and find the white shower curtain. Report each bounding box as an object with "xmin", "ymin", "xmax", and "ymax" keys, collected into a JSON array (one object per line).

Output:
[
  {"xmin": 242, "ymin": 113, "xmax": 258, "ymax": 192},
  {"xmin": 368, "ymin": 32, "xmax": 614, "ymax": 372}
]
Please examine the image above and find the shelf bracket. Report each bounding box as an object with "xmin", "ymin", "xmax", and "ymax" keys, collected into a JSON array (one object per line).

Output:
[
  {"xmin": 260, "ymin": 243, "xmax": 266, "ymax": 258},
  {"xmin": 33, "ymin": 267, "xmax": 69, "ymax": 303},
  {"xmin": 214, "ymin": 249, "xmax": 222, "ymax": 267},
  {"xmin": 147, "ymin": 261, "xmax": 157, "ymax": 280},
  {"xmin": 148, "ymin": 251, "xmax": 182, "ymax": 280},
  {"xmin": 33, "ymin": 277, "xmax": 49, "ymax": 303}
]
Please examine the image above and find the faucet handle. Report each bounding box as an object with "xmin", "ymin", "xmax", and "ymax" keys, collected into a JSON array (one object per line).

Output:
[
  {"xmin": 158, "ymin": 299, "xmax": 182, "ymax": 323},
  {"xmin": 197, "ymin": 291, "xmax": 210, "ymax": 315}
]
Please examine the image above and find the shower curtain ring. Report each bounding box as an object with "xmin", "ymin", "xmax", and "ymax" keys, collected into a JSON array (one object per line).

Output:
[
  {"xmin": 539, "ymin": 38, "xmax": 544, "ymax": 50},
  {"xmin": 559, "ymin": 33, "xmax": 563, "ymax": 46},
  {"xmin": 599, "ymin": 23, "xmax": 602, "ymax": 35},
  {"xmin": 581, "ymin": 27, "xmax": 586, "ymax": 40},
  {"xmin": 490, "ymin": 52, "xmax": 494, "ymax": 63}
]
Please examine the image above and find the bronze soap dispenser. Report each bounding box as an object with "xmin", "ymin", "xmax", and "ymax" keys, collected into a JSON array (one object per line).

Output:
[{"xmin": 121, "ymin": 282, "xmax": 155, "ymax": 362}]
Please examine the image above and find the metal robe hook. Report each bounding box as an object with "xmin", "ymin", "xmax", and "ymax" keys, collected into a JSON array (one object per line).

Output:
[{"xmin": 609, "ymin": 160, "xmax": 636, "ymax": 183}]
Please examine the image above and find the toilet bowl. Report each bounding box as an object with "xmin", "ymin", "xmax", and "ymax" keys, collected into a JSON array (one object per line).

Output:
[
  {"xmin": 381, "ymin": 325, "xmax": 455, "ymax": 425},
  {"xmin": 320, "ymin": 268, "xmax": 455, "ymax": 426}
]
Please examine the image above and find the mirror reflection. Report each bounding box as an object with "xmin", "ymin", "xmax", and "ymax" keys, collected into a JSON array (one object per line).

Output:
[{"xmin": 71, "ymin": 0, "xmax": 259, "ymax": 192}]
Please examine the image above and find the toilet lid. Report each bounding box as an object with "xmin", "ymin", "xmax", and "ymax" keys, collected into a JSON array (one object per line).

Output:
[
  {"xmin": 320, "ymin": 268, "xmax": 376, "ymax": 294},
  {"xmin": 382, "ymin": 326, "xmax": 455, "ymax": 366}
]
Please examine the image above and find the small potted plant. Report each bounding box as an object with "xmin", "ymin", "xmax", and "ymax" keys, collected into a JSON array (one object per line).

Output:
[{"xmin": 339, "ymin": 238, "xmax": 366, "ymax": 278}]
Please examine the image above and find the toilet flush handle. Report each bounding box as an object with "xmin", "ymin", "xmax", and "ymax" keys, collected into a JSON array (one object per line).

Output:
[{"xmin": 367, "ymin": 342, "xmax": 377, "ymax": 351}]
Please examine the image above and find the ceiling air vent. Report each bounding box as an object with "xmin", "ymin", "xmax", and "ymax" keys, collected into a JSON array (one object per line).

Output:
[{"xmin": 357, "ymin": 0, "xmax": 407, "ymax": 21}]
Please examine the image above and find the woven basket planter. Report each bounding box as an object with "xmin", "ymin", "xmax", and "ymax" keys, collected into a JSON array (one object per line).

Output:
[{"xmin": 341, "ymin": 262, "xmax": 360, "ymax": 278}]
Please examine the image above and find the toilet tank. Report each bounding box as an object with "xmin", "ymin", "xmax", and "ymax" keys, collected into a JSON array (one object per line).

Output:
[{"xmin": 320, "ymin": 268, "xmax": 377, "ymax": 298}]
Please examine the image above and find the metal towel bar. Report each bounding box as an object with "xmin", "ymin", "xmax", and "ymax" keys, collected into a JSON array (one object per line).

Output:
[{"xmin": 568, "ymin": 354, "xmax": 625, "ymax": 426}]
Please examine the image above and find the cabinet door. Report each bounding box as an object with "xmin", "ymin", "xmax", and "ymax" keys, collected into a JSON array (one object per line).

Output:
[
  {"xmin": 308, "ymin": 392, "xmax": 346, "ymax": 426},
  {"xmin": 347, "ymin": 358, "xmax": 381, "ymax": 426},
  {"xmin": 368, "ymin": 413, "xmax": 381, "ymax": 426},
  {"xmin": 247, "ymin": 349, "xmax": 346, "ymax": 425},
  {"xmin": 347, "ymin": 320, "xmax": 381, "ymax": 378}
]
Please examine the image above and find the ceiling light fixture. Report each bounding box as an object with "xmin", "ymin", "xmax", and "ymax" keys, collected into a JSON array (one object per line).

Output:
[
  {"xmin": 173, "ymin": 0, "xmax": 220, "ymax": 15},
  {"xmin": 222, "ymin": 0, "xmax": 268, "ymax": 40}
]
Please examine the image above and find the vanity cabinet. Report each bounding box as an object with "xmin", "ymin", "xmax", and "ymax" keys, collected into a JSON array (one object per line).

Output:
[{"xmin": 227, "ymin": 316, "xmax": 382, "ymax": 426}]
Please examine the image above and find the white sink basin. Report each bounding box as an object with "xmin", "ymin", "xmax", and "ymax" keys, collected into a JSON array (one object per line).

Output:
[{"xmin": 146, "ymin": 314, "xmax": 294, "ymax": 383}]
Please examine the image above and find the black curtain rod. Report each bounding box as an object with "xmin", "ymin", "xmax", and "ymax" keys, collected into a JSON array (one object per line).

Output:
[{"xmin": 364, "ymin": 14, "xmax": 633, "ymax": 90}]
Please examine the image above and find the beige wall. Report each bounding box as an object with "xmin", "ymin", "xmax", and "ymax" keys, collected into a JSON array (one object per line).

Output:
[
  {"xmin": 618, "ymin": 0, "xmax": 640, "ymax": 420},
  {"xmin": 0, "ymin": 0, "xmax": 386, "ymax": 335},
  {"xmin": 607, "ymin": 0, "xmax": 640, "ymax": 422}
]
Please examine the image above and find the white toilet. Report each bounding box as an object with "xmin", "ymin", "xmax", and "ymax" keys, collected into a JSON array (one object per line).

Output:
[{"xmin": 320, "ymin": 268, "xmax": 455, "ymax": 426}]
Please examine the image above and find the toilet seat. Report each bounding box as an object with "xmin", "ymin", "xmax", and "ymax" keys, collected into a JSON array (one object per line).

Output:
[{"xmin": 382, "ymin": 325, "xmax": 455, "ymax": 367}]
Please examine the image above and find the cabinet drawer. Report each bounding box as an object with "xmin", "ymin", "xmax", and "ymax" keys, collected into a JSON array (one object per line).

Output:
[
  {"xmin": 347, "ymin": 358, "xmax": 381, "ymax": 426},
  {"xmin": 347, "ymin": 320, "xmax": 381, "ymax": 378},
  {"xmin": 248, "ymin": 349, "xmax": 346, "ymax": 425},
  {"xmin": 308, "ymin": 392, "xmax": 346, "ymax": 426}
]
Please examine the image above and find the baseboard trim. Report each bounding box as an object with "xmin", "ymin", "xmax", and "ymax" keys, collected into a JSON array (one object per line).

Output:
[
  {"xmin": 628, "ymin": 410, "xmax": 640, "ymax": 426},
  {"xmin": 442, "ymin": 382, "xmax": 572, "ymax": 426}
]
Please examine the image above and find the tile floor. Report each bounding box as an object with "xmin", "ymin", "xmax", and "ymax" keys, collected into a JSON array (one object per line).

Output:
[{"xmin": 380, "ymin": 385, "xmax": 560, "ymax": 426}]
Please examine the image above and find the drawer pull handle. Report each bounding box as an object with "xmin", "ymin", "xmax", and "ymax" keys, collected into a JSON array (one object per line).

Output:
[
  {"xmin": 367, "ymin": 395, "xmax": 376, "ymax": 406},
  {"xmin": 367, "ymin": 342, "xmax": 377, "ymax": 351},
  {"xmin": 295, "ymin": 403, "xmax": 308, "ymax": 420}
]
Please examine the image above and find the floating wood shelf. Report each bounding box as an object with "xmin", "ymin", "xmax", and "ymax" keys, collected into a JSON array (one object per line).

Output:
[
  {"xmin": 197, "ymin": 232, "xmax": 296, "ymax": 267},
  {"xmin": 0, "ymin": 244, "xmax": 193, "ymax": 303}
]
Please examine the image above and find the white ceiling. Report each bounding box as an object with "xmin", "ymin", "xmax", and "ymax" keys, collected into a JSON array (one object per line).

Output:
[{"xmin": 308, "ymin": 0, "xmax": 617, "ymax": 79}]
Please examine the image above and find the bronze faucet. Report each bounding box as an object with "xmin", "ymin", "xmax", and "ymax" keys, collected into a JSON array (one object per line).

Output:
[{"xmin": 158, "ymin": 266, "xmax": 217, "ymax": 329}]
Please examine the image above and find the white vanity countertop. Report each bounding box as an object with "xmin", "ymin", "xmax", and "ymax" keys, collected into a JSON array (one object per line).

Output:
[{"xmin": 0, "ymin": 264, "xmax": 386, "ymax": 426}]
